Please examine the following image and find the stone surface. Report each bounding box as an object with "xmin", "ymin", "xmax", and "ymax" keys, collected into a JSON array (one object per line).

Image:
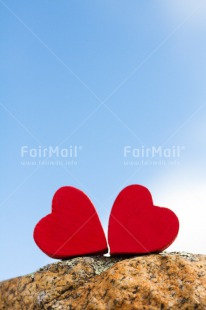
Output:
[{"xmin": 0, "ymin": 252, "xmax": 206, "ymax": 309}]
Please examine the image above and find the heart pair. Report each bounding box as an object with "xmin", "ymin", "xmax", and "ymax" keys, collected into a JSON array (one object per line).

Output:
[{"xmin": 33, "ymin": 185, "xmax": 179, "ymax": 258}]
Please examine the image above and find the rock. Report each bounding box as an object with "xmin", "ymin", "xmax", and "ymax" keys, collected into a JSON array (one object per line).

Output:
[{"xmin": 0, "ymin": 252, "xmax": 206, "ymax": 309}]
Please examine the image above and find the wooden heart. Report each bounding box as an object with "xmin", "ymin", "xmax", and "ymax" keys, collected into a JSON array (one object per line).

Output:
[
  {"xmin": 34, "ymin": 186, "xmax": 108, "ymax": 258},
  {"xmin": 108, "ymin": 185, "xmax": 179, "ymax": 254}
]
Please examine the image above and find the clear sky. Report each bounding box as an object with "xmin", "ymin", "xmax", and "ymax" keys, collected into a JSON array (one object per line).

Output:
[{"xmin": 1, "ymin": 0, "xmax": 206, "ymax": 281}]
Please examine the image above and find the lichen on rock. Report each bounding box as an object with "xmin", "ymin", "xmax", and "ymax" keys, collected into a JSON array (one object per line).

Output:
[{"xmin": 0, "ymin": 253, "xmax": 206, "ymax": 309}]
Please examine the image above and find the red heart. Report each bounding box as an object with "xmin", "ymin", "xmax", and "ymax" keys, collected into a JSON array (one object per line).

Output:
[
  {"xmin": 33, "ymin": 186, "xmax": 108, "ymax": 258},
  {"xmin": 108, "ymin": 185, "xmax": 179, "ymax": 254}
]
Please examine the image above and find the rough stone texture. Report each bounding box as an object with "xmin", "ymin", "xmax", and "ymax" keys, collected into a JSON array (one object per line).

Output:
[{"xmin": 0, "ymin": 252, "xmax": 206, "ymax": 309}]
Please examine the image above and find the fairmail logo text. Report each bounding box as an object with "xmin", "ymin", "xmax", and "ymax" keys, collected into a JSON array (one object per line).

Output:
[
  {"xmin": 124, "ymin": 145, "xmax": 184, "ymax": 159},
  {"xmin": 21, "ymin": 145, "xmax": 80, "ymax": 158}
]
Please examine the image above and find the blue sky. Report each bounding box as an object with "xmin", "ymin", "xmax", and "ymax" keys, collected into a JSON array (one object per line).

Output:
[{"xmin": 1, "ymin": 0, "xmax": 206, "ymax": 281}]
